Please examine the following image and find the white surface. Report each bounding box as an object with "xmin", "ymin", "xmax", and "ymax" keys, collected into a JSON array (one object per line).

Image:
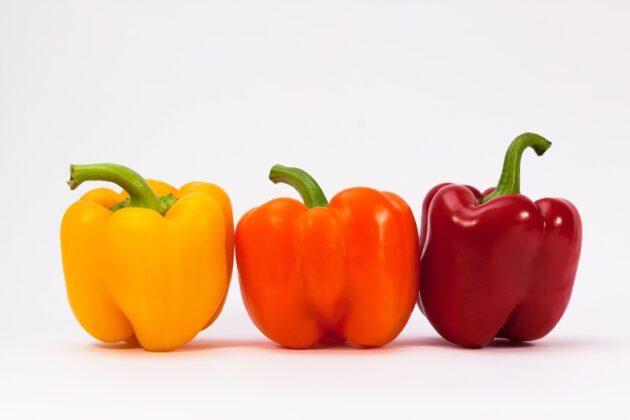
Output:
[{"xmin": 1, "ymin": 0, "xmax": 629, "ymax": 418}]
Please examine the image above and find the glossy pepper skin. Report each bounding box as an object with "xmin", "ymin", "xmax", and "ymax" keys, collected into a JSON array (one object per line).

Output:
[
  {"xmin": 236, "ymin": 165, "xmax": 420, "ymax": 349},
  {"xmin": 419, "ymin": 133, "xmax": 582, "ymax": 348},
  {"xmin": 61, "ymin": 164, "xmax": 233, "ymax": 351}
]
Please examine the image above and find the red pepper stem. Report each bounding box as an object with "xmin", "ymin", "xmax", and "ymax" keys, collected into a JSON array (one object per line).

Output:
[
  {"xmin": 480, "ymin": 133, "xmax": 552, "ymax": 204},
  {"xmin": 68, "ymin": 163, "xmax": 168, "ymax": 214},
  {"xmin": 269, "ymin": 165, "xmax": 328, "ymax": 208}
]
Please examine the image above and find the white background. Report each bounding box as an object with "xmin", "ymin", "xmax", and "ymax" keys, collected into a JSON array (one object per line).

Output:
[{"xmin": 1, "ymin": 0, "xmax": 629, "ymax": 418}]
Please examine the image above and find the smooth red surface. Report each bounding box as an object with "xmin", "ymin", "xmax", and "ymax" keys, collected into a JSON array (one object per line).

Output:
[
  {"xmin": 236, "ymin": 188, "xmax": 420, "ymax": 349},
  {"xmin": 419, "ymin": 183, "xmax": 582, "ymax": 348}
]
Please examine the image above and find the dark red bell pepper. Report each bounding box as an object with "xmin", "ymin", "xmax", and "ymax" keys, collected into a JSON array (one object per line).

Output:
[{"xmin": 419, "ymin": 133, "xmax": 582, "ymax": 348}]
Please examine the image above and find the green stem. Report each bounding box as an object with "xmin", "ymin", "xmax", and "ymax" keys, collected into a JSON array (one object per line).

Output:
[
  {"xmin": 68, "ymin": 163, "xmax": 169, "ymax": 214},
  {"xmin": 269, "ymin": 165, "xmax": 328, "ymax": 208},
  {"xmin": 480, "ymin": 132, "xmax": 552, "ymax": 204}
]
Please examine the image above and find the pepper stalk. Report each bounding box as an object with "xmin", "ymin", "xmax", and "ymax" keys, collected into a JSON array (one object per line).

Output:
[
  {"xmin": 68, "ymin": 163, "xmax": 175, "ymax": 215},
  {"xmin": 480, "ymin": 133, "xmax": 552, "ymax": 204}
]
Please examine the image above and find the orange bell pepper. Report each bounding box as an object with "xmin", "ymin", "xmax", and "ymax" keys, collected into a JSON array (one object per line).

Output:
[
  {"xmin": 60, "ymin": 163, "xmax": 233, "ymax": 351},
  {"xmin": 235, "ymin": 165, "xmax": 420, "ymax": 348}
]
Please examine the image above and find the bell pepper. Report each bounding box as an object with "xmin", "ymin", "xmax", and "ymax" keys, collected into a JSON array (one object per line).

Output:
[
  {"xmin": 60, "ymin": 163, "xmax": 233, "ymax": 351},
  {"xmin": 235, "ymin": 165, "xmax": 420, "ymax": 349},
  {"xmin": 419, "ymin": 133, "xmax": 582, "ymax": 348}
]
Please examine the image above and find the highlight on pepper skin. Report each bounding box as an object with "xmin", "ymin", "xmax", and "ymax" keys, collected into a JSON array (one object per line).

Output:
[
  {"xmin": 60, "ymin": 163, "xmax": 234, "ymax": 352},
  {"xmin": 235, "ymin": 164, "xmax": 421, "ymax": 349},
  {"xmin": 418, "ymin": 133, "xmax": 582, "ymax": 348}
]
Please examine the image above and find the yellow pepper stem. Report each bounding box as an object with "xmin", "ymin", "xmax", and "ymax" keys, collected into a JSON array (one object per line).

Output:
[{"xmin": 68, "ymin": 163, "xmax": 170, "ymax": 215}]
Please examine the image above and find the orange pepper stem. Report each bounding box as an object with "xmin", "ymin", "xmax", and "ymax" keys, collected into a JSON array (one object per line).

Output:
[
  {"xmin": 67, "ymin": 163, "xmax": 170, "ymax": 215},
  {"xmin": 480, "ymin": 133, "xmax": 552, "ymax": 204},
  {"xmin": 269, "ymin": 164, "xmax": 328, "ymax": 208}
]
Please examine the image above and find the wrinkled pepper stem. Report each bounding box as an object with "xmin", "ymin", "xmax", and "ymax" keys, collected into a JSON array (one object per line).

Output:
[
  {"xmin": 269, "ymin": 165, "xmax": 328, "ymax": 208},
  {"xmin": 480, "ymin": 133, "xmax": 552, "ymax": 204},
  {"xmin": 68, "ymin": 163, "xmax": 169, "ymax": 214}
]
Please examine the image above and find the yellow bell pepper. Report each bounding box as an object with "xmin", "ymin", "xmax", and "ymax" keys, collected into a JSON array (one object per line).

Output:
[{"xmin": 60, "ymin": 163, "xmax": 233, "ymax": 351}]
